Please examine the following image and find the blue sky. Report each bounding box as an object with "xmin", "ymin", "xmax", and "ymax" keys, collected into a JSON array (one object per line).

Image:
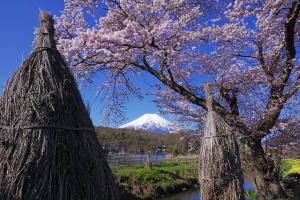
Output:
[{"xmin": 0, "ymin": 1, "xmax": 160, "ymax": 127}]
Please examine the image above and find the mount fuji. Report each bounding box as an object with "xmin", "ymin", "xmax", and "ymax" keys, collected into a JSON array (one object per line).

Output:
[{"xmin": 118, "ymin": 113, "xmax": 180, "ymax": 134}]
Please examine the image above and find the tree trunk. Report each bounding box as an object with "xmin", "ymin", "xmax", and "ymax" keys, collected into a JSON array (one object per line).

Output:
[{"xmin": 239, "ymin": 136, "xmax": 288, "ymax": 199}]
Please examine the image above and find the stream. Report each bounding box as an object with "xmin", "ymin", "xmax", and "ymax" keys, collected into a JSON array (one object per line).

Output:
[
  {"xmin": 161, "ymin": 181, "xmax": 255, "ymax": 200},
  {"xmin": 161, "ymin": 190, "xmax": 200, "ymax": 200},
  {"xmin": 106, "ymin": 154, "xmax": 256, "ymax": 200}
]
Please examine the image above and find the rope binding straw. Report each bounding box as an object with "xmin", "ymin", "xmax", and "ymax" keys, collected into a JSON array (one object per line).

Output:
[
  {"xmin": 31, "ymin": 46, "xmax": 52, "ymax": 54},
  {"xmin": 202, "ymin": 83, "xmax": 259, "ymax": 141},
  {"xmin": 0, "ymin": 124, "xmax": 95, "ymax": 133}
]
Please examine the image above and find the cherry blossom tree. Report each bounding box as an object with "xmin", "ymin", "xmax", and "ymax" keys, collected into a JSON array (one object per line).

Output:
[
  {"xmin": 200, "ymin": 1, "xmax": 300, "ymax": 198},
  {"xmin": 56, "ymin": 0, "xmax": 300, "ymax": 198}
]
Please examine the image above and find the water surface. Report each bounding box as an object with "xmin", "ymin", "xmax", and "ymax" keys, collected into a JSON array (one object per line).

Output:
[
  {"xmin": 161, "ymin": 181, "xmax": 254, "ymax": 200},
  {"xmin": 107, "ymin": 153, "xmax": 167, "ymax": 166},
  {"xmin": 161, "ymin": 190, "xmax": 200, "ymax": 200}
]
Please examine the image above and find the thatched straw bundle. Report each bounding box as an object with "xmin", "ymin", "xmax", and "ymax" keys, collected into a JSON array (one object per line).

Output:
[
  {"xmin": 0, "ymin": 11, "xmax": 119, "ymax": 200},
  {"xmin": 199, "ymin": 84, "xmax": 244, "ymax": 200},
  {"xmin": 144, "ymin": 154, "xmax": 152, "ymax": 170}
]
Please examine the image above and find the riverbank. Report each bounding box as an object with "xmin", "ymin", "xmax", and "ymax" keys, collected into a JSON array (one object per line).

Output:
[
  {"xmin": 112, "ymin": 161, "xmax": 199, "ymax": 200},
  {"xmin": 112, "ymin": 159, "xmax": 300, "ymax": 200}
]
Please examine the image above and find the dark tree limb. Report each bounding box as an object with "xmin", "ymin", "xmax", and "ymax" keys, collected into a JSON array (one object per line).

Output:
[
  {"xmin": 131, "ymin": 56, "xmax": 230, "ymax": 115},
  {"xmin": 255, "ymin": 0, "xmax": 300, "ymax": 133},
  {"xmin": 219, "ymin": 86, "xmax": 240, "ymax": 116}
]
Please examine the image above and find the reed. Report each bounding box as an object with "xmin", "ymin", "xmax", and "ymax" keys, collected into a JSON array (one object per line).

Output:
[
  {"xmin": 199, "ymin": 84, "xmax": 244, "ymax": 200},
  {"xmin": 0, "ymin": 11, "xmax": 119, "ymax": 200}
]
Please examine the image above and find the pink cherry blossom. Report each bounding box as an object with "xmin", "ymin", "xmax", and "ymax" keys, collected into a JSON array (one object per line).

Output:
[{"xmin": 56, "ymin": 0, "xmax": 299, "ymax": 133}]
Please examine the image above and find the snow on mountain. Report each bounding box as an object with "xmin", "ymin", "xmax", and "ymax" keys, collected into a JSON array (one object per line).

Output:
[{"xmin": 118, "ymin": 113, "xmax": 180, "ymax": 134}]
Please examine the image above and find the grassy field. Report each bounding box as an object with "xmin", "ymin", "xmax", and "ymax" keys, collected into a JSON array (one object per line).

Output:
[
  {"xmin": 112, "ymin": 159, "xmax": 300, "ymax": 200},
  {"xmin": 112, "ymin": 161, "xmax": 198, "ymax": 199},
  {"xmin": 281, "ymin": 159, "xmax": 300, "ymax": 178}
]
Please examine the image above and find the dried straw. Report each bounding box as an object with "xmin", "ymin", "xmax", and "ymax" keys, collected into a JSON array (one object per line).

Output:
[
  {"xmin": 199, "ymin": 84, "xmax": 244, "ymax": 200},
  {"xmin": 144, "ymin": 154, "xmax": 152, "ymax": 170},
  {"xmin": 0, "ymin": 11, "xmax": 119, "ymax": 200}
]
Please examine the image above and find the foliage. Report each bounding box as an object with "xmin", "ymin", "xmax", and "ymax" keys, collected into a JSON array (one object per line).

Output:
[
  {"xmin": 281, "ymin": 159, "xmax": 300, "ymax": 178},
  {"xmin": 112, "ymin": 161, "xmax": 198, "ymax": 199},
  {"xmin": 112, "ymin": 161, "xmax": 198, "ymax": 180},
  {"xmin": 244, "ymin": 190, "xmax": 257, "ymax": 200},
  {"xmin": 113, "ymin": 159, "xmax": 300, "ymax": 199},
  {"xmin": 96, "ymin": 126, "xmax": 196, "ymax": 154}
]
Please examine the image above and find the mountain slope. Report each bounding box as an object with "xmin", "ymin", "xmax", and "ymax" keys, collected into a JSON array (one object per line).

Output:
[{"xmin": 119, "ymin": 113, "xmax": 179, "ymax": 134}]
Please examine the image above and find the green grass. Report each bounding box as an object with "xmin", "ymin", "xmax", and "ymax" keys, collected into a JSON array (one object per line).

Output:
[
  {"xmin": 112, "ymin": 161, "xmax": 198, "ymax": 199},
  {"xmin": 112, "ymin": 161, "xmax": 198, "ymax": 181},
  {"xmin": 113, "ymin": 159, "xmax": 300, "ymax": 199},
  {"xmin": 244, "ymin": 190, "xmax": 258, "ymax": 200},
  {"xmin": 281, "ymin": 159, "xmax": 300, "ymax": 178}
]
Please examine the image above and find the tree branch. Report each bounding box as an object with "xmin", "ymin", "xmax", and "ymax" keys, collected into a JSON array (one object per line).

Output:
[
  {"xmin": 255, "ymin": 0, "xmax": 300, "ymax": 132},
  {"xmin": 131, "ymin": 56, "xmax": 229, "ymax": 115},
  {"xmin": 257, "ymin": 41, "xmax": 274, "ymax": 83},
  {"xmin": 219, "ymin": 86, "xmax": 240, "ymax": 116}
]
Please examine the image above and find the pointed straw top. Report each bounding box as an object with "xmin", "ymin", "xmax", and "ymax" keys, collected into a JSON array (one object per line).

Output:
[
  {"xmin": 0, "ymin": 10, "xmax": 120, "ymax": 200},
  {"xmin": 204, "ymin": 83, "xmax": 214, "ymax": 112},
  {"xmin": 34, "ymin": 10, "xmax": 56, "ymax": 49}
]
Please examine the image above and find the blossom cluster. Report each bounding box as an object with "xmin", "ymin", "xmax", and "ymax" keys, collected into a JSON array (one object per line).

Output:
[{"xmin": 56, "ymin": 0, "xmax": 299, "ymax": 132}]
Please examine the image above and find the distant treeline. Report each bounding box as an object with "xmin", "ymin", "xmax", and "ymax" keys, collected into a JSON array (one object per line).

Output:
[{"xmin": 95, "ymin": 127, "xmax": 199, "ymax": 155}]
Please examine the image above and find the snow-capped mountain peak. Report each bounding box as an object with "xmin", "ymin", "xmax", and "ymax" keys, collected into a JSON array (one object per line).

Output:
[{"xmin": 119, "ymin": 113, "xmax": 179, "ymax": 134}]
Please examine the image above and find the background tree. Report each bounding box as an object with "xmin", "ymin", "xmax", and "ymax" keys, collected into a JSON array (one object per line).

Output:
[{"xmin": 56, "ymin": 0, "xmax": 300, "ymax": 199}]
